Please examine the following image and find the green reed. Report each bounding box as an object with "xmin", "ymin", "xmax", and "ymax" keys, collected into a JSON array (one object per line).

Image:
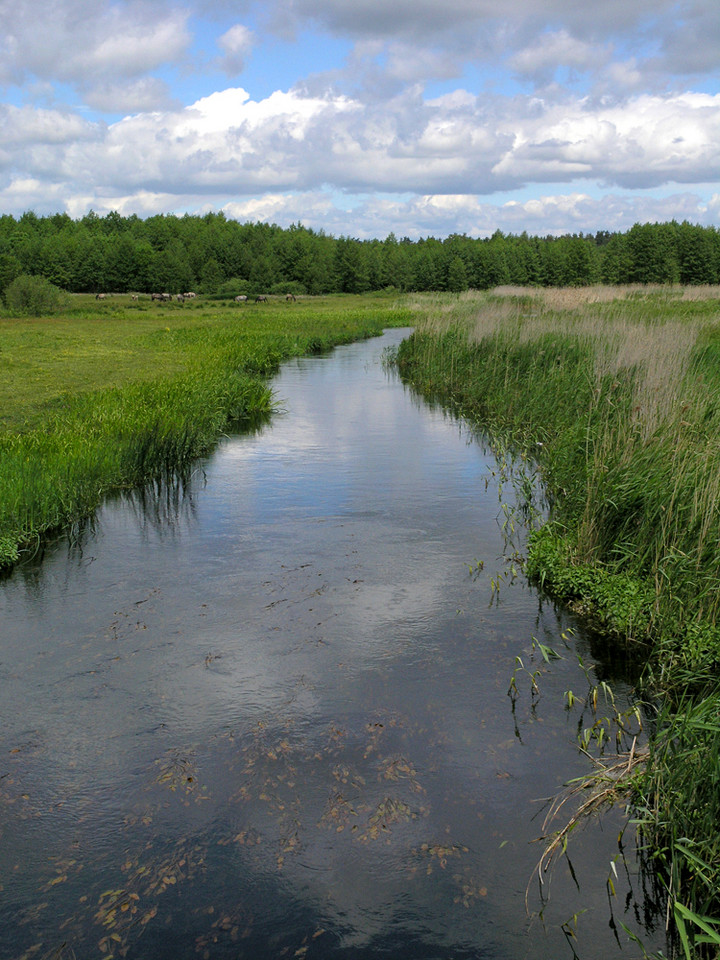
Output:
[
  {"xmin": 397, "ymin": 288, "xmax": 720, "ymax": 670},
  {"xmin": 395, "ymin": 286, "xmax": 720, "ymax": 951}
]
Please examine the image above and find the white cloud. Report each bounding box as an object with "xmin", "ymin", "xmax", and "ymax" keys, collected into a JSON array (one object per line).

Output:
[
  {"xmin": 509, "ymin": 30, "xmax": 611, "ymax": 84},
  {"xmin": 217, "ymin": 24, "xmax": 255, "ymax": 74},
  {"xmin": 2, "ymin": 85, "xmax": 718, "ymax": 205},
  {"xmin": 215, "ymin": 188, "xmax": 720, "ymax": 239},
  {"xmin": 0, "ymin": 0, "xmax": 717, "ymax": 236},
  {"xmin": 0, "ymin": 104, "xmax": 98, "ymax": 146},
  {"xmin": 492, "ymin": 93, "xmax": 720, "ymax": 188},
  {"xmin": 286, "ymin": 0, "xmax": 663, "ymax": 41},
  {"xmin": 0, "ymin": 0, "xmax": 190, "ymax": 106},
  {"xmin": 83, "ymin": 78, "xmax": 176, "ymax": 113}
]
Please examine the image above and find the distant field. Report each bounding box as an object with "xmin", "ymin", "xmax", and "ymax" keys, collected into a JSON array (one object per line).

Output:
[{"xmin": 0, "ymin": 291, "xmax": 410, "ymax": 430}]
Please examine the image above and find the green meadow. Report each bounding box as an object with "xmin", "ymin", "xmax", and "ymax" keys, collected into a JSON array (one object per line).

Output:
[
  {"xmin": 0, "ymin": 292, "xmax": 411, "ymax": 567},
  {"xmin": 395, "ymin": 284, "xmax": 720, "ymax": 955}
]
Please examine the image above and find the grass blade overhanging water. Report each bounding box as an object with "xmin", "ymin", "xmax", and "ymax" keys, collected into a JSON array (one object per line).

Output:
[{"xmin": 0, "ymin": 293, "xmax": 412, "ymax": 568}]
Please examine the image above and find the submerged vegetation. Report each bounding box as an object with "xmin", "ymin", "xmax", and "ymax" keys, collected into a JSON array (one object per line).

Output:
[
  {"xmin": 0, "ymin": 292, "xmax": 410, "ymax": 569},
  {"xmin": 395, "ymin": 284, "xmax": 720, "ymax": 956}
]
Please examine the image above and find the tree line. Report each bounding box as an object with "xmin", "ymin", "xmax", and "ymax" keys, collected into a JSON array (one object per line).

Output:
[{"xmin": 0, "ymin": 210, "xmax": 718, "ymax": 297}]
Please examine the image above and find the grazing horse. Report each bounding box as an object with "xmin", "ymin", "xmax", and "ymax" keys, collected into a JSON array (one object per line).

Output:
[
  {"xmin": 95, "ymin": 293, "xmax": 107, "ymax": 300},
  {"xmin": 255, "ymin": 295, "xmax": 268, "ymax": 303},
  {"xmin": 176, "ymin": 294, "xmax": 184, "ymax": 303},
  {"xmin": 130, "ymin": 294, "xmax": 138, "ymax": 301},
  {"xmin": 151, "ymin": 292, "xmax": 164, "ymax": 301},
  {"xmin": 234, "ymin": 295, "xmax": 248, "ymax": 303},
  {"xmin": 183, "ymin": 292, "xmax": 197, "ymax": 299},
  {"xmin": 285, "ymin": 293, "xmax": 297, "ymax": 302}
]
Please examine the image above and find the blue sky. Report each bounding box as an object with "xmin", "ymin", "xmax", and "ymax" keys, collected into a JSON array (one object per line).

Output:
[{"xmin": 0, "ymin": 0, "xmax": 718, "ymax": 237}]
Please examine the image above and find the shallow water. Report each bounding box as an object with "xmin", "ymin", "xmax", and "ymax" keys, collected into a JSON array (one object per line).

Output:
[{"xmin": 0, "ymin": 329, "xmax": 663, "ymax": 959}]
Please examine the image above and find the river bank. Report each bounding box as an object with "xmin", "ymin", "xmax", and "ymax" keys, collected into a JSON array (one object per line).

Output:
[
  {"xmin": 395, "ymin": 285, "xmax": 720, "ymax": 957},
  {"xmin": 0, "ymin": 293, "xmax": 412, "ymax": 570}
]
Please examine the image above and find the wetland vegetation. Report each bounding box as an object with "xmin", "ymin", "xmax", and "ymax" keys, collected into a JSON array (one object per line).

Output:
[
  {"xmin": 3, "ymin": 265, "xmax": 720, "ymax": 956},
  {"xmin": 395, "ymin": 284, "xmax": 720, "ymax": 957}
]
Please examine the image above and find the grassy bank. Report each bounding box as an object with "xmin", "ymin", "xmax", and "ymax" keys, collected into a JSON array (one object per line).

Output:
[
  {"xmin": 0, "ymin": 292, "xmax": 412, "ymax": 568},
  {"xmin": 395, "ymin": 285, "xmax": 720, "ymax": 954}
]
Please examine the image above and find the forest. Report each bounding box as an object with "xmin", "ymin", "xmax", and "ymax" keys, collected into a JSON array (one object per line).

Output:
[{"xmin": 0, "ymin": 210, "xmax": 719, "ymax": 297}]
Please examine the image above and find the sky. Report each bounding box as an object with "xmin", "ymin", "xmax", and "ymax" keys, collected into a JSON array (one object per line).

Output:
[{"xmin": 0, "ymin": 0, "xmax": 719, "ymax": 238}]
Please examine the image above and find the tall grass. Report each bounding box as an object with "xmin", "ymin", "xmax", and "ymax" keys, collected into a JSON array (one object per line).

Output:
[
  {"xmin": 399, "ymin": 287, "xmax": 720, "ymax": 667},
  {"xmin": 395, "ymin": 286, "xmax": 720, "ymax": 949}
]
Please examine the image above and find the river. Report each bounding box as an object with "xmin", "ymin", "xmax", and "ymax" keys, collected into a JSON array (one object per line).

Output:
[{"xmin": 0, "ymin": 328, "xmax": 663, "ymax": 959}]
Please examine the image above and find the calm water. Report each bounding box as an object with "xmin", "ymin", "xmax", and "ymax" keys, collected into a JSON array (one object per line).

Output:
[{"xmin": 0, "ymin": 329, "xmax": 662, "ymax": 960}]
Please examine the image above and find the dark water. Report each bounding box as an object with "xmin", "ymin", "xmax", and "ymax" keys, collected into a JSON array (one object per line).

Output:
[{"xmin": 0, "ymin": 329, "xmax": 662, "ymax": 960}]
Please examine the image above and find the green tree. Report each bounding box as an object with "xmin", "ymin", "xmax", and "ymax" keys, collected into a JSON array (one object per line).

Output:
[
  {"xmin": 0, "ymin": 253, "xmax": 22, "ymax": 293},
  {"xmin": 105, "ymin": 235, "xmax": 139, "ymax": 292},
  {"xmin": 626, "ymin": 223, "xmax": 680, "ymax": 283},
  {"xmin": 334, "ymin": 238, "xmax": 370, "ymax": 293},
  {"xmin": 70, "ymin": 233, "xmax": 108, "ymax": 292},
  {"xmin": 600, "ymin": 234, "xmax": 630, "ymax": 284},
  {"xmin": 152, "ymin": 242, "xmax": 194, "ymax": 293},
  {"xmin": 447, "ymin": 255, "xmax": 469, "ymax": 292},
  {"xmin": 539, "ymin": 240, "xmax": 564, "ymax": 286},
  {"xmin": 562, "ymin": 236, "xmax": 598, "ymax": 285},
  {"xmin": 248, "ymin": 254, "xmax": 277, "ymax": 293},
  {"xmin": 676, "ymin": 222, "xmax": 718, "ymax": 284}
]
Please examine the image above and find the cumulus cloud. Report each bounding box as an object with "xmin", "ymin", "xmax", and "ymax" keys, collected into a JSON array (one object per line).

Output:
[
  {"xmin": 83, "ymin": 78, "xmax": 177, "ymax": 113},
  {"xmin": 0, "ymin": 0, "xmax": 190, "ymax": 106},
  {"xmin": 2, "ymin": 85, "xmax": 718, "ymax": 205},
  {"xmin": 283, "ymin": 0, "xmax": 662, "ymax": 42},
  {"xmin": 491, "ymin": 93, "xmax": 720, "ymax": 188},
  {"xmin": 509, "ymin": 30, "xmax": 612, "ymax": 85},
  {"xmin": 0, "ymin": 0, "xmax": 717, "ymax": 236},
  {"xmin": 218, "ymin": 189, "xmax": 719, "ymax": 238},
  {"xmin": 0, "ymin": 104, "xmax": 98, "ymax": 146},
  {"xmin": 217, "ymin": 24, "xmax": 255, "ymax": 74}
]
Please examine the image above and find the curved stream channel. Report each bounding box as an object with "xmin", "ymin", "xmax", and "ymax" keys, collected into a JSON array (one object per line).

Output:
[{"xmin": 1, "ymin": 329, "xmax": 663, "ymax": 960}]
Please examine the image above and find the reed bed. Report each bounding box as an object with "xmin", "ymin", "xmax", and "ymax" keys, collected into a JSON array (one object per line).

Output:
[
  {"xmin": 400, "ymin": 287, "xmax": 720, "ymax": 658},
  {"xmin": 0, "ymin": 294, "xmax": 408, "ymax": 568},
  {"xmin": 395, "ymin": 286, "xmax": 720, "ymax": 951}
]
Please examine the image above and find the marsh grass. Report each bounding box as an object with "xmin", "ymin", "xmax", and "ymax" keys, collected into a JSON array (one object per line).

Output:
[
  {"xmin": 399, "ymin": 286, "xmax": 720, "ymax": 663},
  {"xmin": 396, "ymin": 286, "xmax": 720, "ymax": 948},
  {"xmin": 0, "ymin": 293, "xmax": 409, "ymax": 567}
]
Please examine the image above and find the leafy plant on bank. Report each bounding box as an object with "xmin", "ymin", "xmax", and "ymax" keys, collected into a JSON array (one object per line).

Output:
[{"xmin": 4, "ymin": 273, "xmax": 67, "ymax": 315}]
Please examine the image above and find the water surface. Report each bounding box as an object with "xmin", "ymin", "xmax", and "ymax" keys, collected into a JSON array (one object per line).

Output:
[{"xmin": 0, "ymin": 329, "xmax": 662, "ymax": 959}]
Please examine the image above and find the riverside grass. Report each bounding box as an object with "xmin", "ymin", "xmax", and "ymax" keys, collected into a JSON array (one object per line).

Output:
[
  {"xmin": 395, "ymin": 285, "xmax": 720, "ymax": 955},
  {"xmin": 0, "ymin": 292, "xmax": 411, "ymax": 568}
]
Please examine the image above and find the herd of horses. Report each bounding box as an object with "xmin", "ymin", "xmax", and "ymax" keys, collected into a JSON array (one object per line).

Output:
[
  {"xmin": 95, "ymin": 292, "xmax": 296, "ymax": 304},
  {"xmin": 234, "ymin": 293, "xmax": 296, "ymax": 303}
]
